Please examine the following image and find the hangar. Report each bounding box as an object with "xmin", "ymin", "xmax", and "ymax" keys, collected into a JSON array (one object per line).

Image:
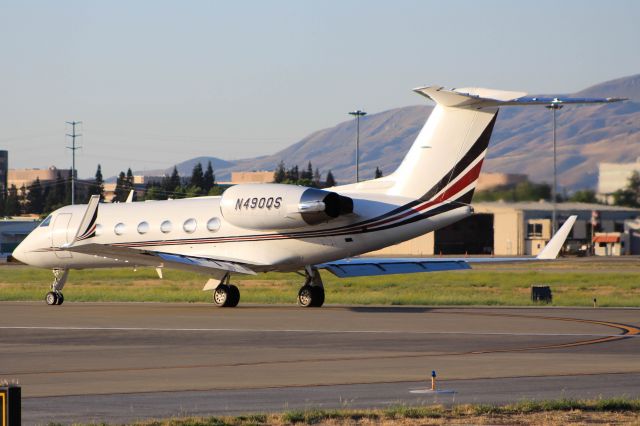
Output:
[{"xmin": 368, "ymin": 201, "xmax": 640, "ymax": 256}]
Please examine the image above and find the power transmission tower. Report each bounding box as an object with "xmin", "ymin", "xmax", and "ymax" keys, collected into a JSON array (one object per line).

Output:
[{"xmin": 66, "ymin": 121, "xmax": 82, "ymax": 205}]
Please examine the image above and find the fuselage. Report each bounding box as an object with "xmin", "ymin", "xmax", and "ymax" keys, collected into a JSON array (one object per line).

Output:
[{"xmin": 13, "ymin": 188, "xmax": 472, "ymax": 273}]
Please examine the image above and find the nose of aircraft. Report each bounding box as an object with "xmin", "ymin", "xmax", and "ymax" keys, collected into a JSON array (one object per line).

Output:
[{"xmin": 12, "ymin": 239, "xmax": 30, "ymax": 264}]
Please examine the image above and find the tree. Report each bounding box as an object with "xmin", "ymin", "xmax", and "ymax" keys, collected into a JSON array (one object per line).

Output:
[
  {"xmin": 613, "ymin": 171, "xmax": 640, "ymax": 207},
  {"xmin": 313, "ymin": 168, "xmax": 321, "ymax": 187},
  {"xmin": 203, "ymin": 161, "xmax": 215, "ymax": 193},
  {"xmin": 208, "ymin": 185, "xmax": 225, "ymax": 196},
  {"xmin": 569, "ymin": 189, "xmax": 598, "ymax": 204},
  {"xmin": 374, "ymin": 166, "xmax": 383, "ymax": 179},
  {"xmin": 44, "ymin": 171, "xmax": 66, "ymax": 212},
  {"xmin": 190, "ymin": 162, "xmax": 204, "ymax": 192},
  {"xmin": 473, "ymin": 181, "xmax": 551, "ymax": 202},
  {"xmin": 113, "ymin": 171, "xmax": 133, "ymax": 202},
  {"xmin": 325, "ymin": 170, "xmax": 336, "ymax": 187},
  {"xmin": 27, "ymin": 177, "xmax": 44, "ymax": 214},
  {"xmin": 274, "ymin": 161, "xmax": 286, "ymax": 183},
  {"xmin": 4, "ymin": 185, "xmax": 21, "ymax": 216},
  {"xmin": 286, "ymin": 165, "xmax": 299, "ymax": 182},
  {"xmin": 301, "ymin": 162, "xmax": 313, "ymax": 180},
  {"xmin": 169, "ymin": 166, "xmax": 181, "ymax": 191},
  {"xmin": 89, "ymin": 164, "xmax": 105, "ymax": 200},
  {"xmin": 144, "ymin": 184, "xmax": 164, "ymax": 201}
]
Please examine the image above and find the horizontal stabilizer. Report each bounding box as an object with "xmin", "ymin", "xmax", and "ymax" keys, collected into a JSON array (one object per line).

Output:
[{"xmin": 414, "ymin": 86, "xmax": 626, "ymax": 109}]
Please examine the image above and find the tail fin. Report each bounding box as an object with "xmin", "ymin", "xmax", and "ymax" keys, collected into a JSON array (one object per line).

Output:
[{"xmin": 386, "ymin": 86, "xmax": 623, "ymax": 203}]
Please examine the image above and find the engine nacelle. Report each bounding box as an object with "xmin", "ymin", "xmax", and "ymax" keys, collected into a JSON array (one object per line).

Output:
[{"xmin": 220, "ymin": 183, "xmax": 353, "ymax": 230}]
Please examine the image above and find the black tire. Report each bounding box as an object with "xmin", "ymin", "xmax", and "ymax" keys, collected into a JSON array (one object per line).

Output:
[
  {"xmin": 227, "ymin": 284, "xmax": 240, "ymax": 307},
  {"xmin": 310, "ymin": 286, "xmax": 325, "ymax": 307},
  {"xmin": 56, "ymin": 292, "xmax": 64, "ymax": 305},
  {"xmin": 213, "ymin": 285, "xmax": 230, "ymax": 307},
  {"xmin": 45, "ymin": 291, "xmax": 58, "ymax": 306},
  {"xmin": 298, "ymin": 285, "xmax": 324, "ymax": 307}
]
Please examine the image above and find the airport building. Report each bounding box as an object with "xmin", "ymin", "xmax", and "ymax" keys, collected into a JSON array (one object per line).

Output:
[
  {"xmin": 475, "ymin": 172, "xmax": 527, "ymax": 191},
  {"xmin": 8, "ymin": 166, "xmax": 72, "ymax": 189},
  {"xmin": 368, "ymin": 201, "xmax": 640, "ymax": 257},
  {"xmin": 0, "ymin": 218, "xmax": 40, "ymax": 259},
  {"xmin": 230, "ymin": 171, "xmax": 275, "ymax": 184},
  {"xmin": 597, "ymin": 160, "xmax": 640, "ymax": 203}
]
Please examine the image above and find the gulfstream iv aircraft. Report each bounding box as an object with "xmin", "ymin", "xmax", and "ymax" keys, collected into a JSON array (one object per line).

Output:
[{"xmin": 13, "ymin": 86, "xmax": 622, "ymax": 307}]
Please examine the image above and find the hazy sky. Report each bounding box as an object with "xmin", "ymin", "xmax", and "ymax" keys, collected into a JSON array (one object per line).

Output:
[{"xmin": 1, "ymin": 0, "xmax": 639, "ymax": 178}]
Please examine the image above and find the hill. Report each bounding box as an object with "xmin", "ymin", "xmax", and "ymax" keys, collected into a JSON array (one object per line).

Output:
[{"xmin": 145, "ymin": 74, "xmax": 640, "ymax": 191}]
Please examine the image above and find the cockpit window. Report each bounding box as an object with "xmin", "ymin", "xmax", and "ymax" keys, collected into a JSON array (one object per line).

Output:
[{"xmin": 40, "ymin": 215, "xmax": 53, "ymax": 227}]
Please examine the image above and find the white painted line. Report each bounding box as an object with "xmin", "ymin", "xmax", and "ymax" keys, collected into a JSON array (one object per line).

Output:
[
  {"xmin": 410, "ymin": 389, "xmax": 457, "ymax": 394},
  {"xmin": 0, "ymin": 326, "xmax": 636, "ymax": 337}
]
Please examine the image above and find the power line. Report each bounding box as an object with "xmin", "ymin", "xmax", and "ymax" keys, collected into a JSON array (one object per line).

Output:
[{"xmin": 66, "ymin": 121, "xmax": 82, "ymax": 205}]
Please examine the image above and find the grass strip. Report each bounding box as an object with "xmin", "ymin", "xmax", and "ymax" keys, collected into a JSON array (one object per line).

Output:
[
  {"xmin": 55, "ymin": 398, "xmax": 640, "ymax": 425},
  {"xmin": 3, "ymin": 260, "xmax": 640, "ymax": 306}
]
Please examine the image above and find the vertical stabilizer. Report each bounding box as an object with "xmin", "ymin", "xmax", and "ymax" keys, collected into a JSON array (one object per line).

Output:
[
  {"xmin": 385, "ymin": 86, "xmax": 624, "ymax": 204},
  {"xmin": 387, "ymin": 87, "xmax": 502, "ymax": 204}
]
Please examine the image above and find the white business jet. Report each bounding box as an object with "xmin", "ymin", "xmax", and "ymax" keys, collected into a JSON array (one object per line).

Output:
[{"xmin": 12, "ymin": 86, "xmax": 622, "ymax": 307}]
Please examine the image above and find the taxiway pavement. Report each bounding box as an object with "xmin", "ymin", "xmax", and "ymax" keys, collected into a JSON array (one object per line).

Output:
[{"xmin": 1, "ymin": 302, "xmax": 638, "ymax": 424}]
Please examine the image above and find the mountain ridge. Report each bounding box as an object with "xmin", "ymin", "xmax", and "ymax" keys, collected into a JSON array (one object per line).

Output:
[{"xmin": 136, "ymin": 74, "xmax": 640, "ymax": 191}]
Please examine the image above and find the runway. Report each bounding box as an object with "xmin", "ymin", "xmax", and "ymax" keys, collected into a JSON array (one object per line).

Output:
[{"xmin": 1, "ymin": 302, "xmax": 639, "ymax": 424}]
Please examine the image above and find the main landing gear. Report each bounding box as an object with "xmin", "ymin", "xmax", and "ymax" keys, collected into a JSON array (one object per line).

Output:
[
  {"xmin": 213, "ymin": 274, "xmax": 240, "ymax": 307},
  {"xmin": 45, "ymin": 269, "xmax": 68, "ymax": 306},
  {"xmin": 208, "ymin": 266, "xmax": 325, "ymax": 308},
  {"xmin": 297, "ymin": 266, "xmax": 324, "ymax": 308}
]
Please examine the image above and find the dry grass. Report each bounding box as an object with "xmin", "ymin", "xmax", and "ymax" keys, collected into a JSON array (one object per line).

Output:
[{"xmin": 67, "ymin": 398, "xmax": 640, "ymax": 425}]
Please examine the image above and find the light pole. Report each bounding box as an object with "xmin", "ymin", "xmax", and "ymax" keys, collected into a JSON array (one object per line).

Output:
[
  {"xmin": 349, "ymin": 110, "xmax": 367, "ymax": 182},
  {"xmin": 545, "ymin": 101, "xmax": 563, "ymax": 234}
]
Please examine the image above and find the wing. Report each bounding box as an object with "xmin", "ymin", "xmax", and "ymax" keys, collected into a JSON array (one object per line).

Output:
[
  {"xmin": 318, "ymin": 216, "xmax": 577, "ymax": 278},
  {"xmin": 66, "ymin": 243, "xmax": 256, "ymax": 276}
]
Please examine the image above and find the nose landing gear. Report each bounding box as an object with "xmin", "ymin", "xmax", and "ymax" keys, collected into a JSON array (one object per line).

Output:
[
  {"xmin": 297, "ymin": 266, "xmax": 324, "ymax": 308},
  {"xmin": 45, "ymin": 269, "xmax": 68, "ymax": 306}
]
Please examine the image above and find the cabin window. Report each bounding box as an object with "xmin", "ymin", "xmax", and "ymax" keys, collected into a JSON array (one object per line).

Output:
[
  {"xmin": 114, "ymin": 223, "xmax": 126, "ymax": 235},
  {"xmin": 95, "ymin": 224, "xmax": 103, "ymax": 236},
  {"xmin": 160, "ymin": 220, "xmax": 172, "ymax": 233},
  {"xmin": 207, "ymin": 218, "xmax": 221, "ymax": 232},
  {"xmin": 137, "ymin": 221, "xmax": 149, "ymax": 234},
  {"xmin": 183, "ymin": 218, "xmax": 197, "ymax": 233},
  {"xmin": 39, "ymin": 215, "xmax": 53, "ymax": 227}
]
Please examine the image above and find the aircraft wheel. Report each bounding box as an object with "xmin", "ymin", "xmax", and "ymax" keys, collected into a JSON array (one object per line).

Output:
[
  {"xmin": 298, "ymin": 285, "xmax": 324, "ymax": 308},
  {"xmin": 213, "ymin": 285, "xmax": 230, "ymax": 307},
  {"xmin": 311, "ymin": 286, "xmax": 325, "ymax": 307},
  {"xmin": 56, "ymin": 292, "xmax": 64, "ymax": 305},
  {"xmin": 45, "ymin": 291, "xmax": 58, "ymax": 306},
  {"xmin": 227, "ymin": 284, "xmax": 240, "ymax": 307}
]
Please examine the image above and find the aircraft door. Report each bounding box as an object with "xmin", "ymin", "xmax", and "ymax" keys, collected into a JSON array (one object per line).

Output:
[{"xmin": 51, "ymin": 213, "xmax": 73, "ymax": 258}]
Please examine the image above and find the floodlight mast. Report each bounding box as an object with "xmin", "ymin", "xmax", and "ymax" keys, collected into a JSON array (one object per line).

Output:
[
  {"xmin": 348, "ymin": 110, "xmax": 367, "ymax": 182},
  {"xmin": 545, "ymin": 102, "xmax": 562, "ymax": 234}
]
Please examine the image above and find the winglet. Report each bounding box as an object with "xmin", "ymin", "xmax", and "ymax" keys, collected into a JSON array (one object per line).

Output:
[
  {"xmin": 126, "ymin": 190, "xmax": 135, "ymax": 203},
  {"xmin": 536, "ymin": 215, "xmax": 577, "ymax": 260},
  {"xmin": 73, "ymin": 195, "xmax": 101, "ymax": 244}
]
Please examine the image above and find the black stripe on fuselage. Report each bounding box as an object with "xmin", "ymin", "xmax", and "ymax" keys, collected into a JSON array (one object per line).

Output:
[{"xmin": 114, "ymin": 189, "xmax": 473, "ymax": 249}]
